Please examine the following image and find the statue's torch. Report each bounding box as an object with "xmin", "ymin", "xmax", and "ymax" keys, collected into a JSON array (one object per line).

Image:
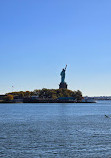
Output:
[{"xmin": 65, "ymin": 65, "xmax": 67, "ymax": 71}]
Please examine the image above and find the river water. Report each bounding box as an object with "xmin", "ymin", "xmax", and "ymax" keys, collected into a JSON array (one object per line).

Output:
[{"xmin": 0, "ymin": 101, "xmax": 111, "ymax": 158}]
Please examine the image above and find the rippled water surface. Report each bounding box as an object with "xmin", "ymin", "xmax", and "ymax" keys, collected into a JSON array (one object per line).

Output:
[{"xmin": 0, "ymin": 101, "xmax": 111, "ymax": 158}]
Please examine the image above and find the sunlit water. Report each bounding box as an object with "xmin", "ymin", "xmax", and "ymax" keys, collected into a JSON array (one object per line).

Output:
[{"xmin": 0, "ymin": 101, "xmax": 111, "ymax": 158}]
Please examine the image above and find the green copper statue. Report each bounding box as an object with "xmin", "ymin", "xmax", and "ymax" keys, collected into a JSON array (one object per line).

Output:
[{"xmin": 60, "ymin": 65, "xmax": 67, "ymax": 83}]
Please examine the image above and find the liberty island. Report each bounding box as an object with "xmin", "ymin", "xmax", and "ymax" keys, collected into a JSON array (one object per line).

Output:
[{"xmin": 0, "ymin": 66, "xmax": 84, "ymax": 103}]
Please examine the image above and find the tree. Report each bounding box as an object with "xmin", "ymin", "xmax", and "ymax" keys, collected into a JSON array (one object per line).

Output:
[
  {"xmin": 75, "ymin": 90, "xmax": 83, "ymax": 101},
  {"xmin": 4, "ymin": 95, "xmax": 14, "ymax": 101}
]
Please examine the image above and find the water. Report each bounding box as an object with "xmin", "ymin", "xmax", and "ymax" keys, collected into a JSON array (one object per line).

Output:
[{"xmin": 0, "ymin": 101, "xmax": 111, "ymax": 158}]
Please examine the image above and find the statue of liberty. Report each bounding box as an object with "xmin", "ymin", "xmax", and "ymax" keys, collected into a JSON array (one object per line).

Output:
[{"xmin": 60, "ymin": 65, "xmax": 67, "ymax": 83}]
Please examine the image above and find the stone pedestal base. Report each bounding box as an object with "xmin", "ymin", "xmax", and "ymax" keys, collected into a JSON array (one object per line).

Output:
[{"xmin": 59, "ymin": 82, "xmax": 68, "ymax": 89}]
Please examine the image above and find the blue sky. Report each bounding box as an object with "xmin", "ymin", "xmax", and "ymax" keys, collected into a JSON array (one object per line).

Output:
[{"xmin": 0, "ymin": 0, "xmax": 111, "ymax": 96}]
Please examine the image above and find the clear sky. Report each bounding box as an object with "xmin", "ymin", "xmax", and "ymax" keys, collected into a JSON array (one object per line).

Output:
[{"xmin": 0, "ymin": 0, "xmax": 111, "ymax": 96}]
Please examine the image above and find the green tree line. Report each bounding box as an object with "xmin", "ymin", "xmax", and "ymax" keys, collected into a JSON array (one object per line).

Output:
[{"xmin": 6, "ymin": 89, "xmax": 83, "ymax": 101}]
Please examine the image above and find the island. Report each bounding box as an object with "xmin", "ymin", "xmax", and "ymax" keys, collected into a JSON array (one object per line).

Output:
[
  {"xmin": 0, "ymin": 88, "xmax": 83, "ymax": 103},
  {"xmin": 0, "ymin": 66, "xmax": 95, "ymax": 103}
]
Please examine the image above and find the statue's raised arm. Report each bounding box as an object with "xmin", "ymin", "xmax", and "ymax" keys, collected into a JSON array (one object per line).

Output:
[{"xmin": 65, "ymin": 65, "xmax": 67, "ymax": 71}]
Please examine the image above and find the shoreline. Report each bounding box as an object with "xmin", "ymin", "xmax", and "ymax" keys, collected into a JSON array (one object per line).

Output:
[{"xmin": 0, "ymin": 101, "xmax": 96, "ymax": 104}]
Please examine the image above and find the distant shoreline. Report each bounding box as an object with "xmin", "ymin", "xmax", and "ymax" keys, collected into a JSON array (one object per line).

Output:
[{"xmin": 0, "ymin": 101, "xmax": 96, "ymax": 104}]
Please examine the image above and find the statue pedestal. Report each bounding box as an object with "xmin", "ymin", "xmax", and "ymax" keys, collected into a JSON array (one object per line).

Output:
[{"xmin": 59, "ymin": 82, "xmax": 68, "ymax": 89}]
